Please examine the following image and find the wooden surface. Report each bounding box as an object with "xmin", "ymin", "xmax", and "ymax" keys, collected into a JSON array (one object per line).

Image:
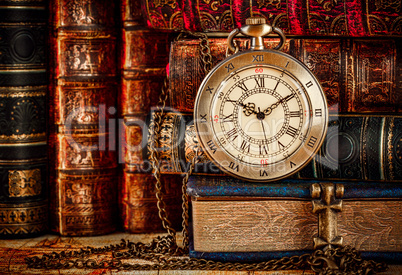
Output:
[{"xmin": 0, "ymin": 232, "xmax": 401, "ymax": 274}]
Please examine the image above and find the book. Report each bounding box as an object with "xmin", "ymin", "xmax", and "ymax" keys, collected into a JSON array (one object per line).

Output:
[
  {"xmin": 0, "ymin": 0, "xmax": 48, "ymax": 238},
  {"xmin": 119, "ymin": 0, "xmax": 182, "ymax": 233},
  {"xmin": 48, "ymin": 0, "xmax": 118, "ymax": 236},
  {"xmin": 120, "ymin": 172, "xmax": 183, "ymax": 233},
  {"xmin": 141, "ymin": 112, "xmax": 402, "ymax": 182},
  {"xmin": 188, "ymin": 175, "xmax": 402, "ymax": 263},
  {"xmin": 141, "ymin": 0, "xmax": 402, "ymax": 36},
  {"xmin": 169, "ymin": 37, "xmax": 402, "ymax": 113}
]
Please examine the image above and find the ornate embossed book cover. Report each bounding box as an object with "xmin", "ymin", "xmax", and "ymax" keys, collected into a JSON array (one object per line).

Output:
[
  {"xmin": 119, "ymin": 0, "xmax": 182, "ymax": 233},
  {"xmin": 48, "ymin": 0, "xmax": 118, "ymax": 236},
  {"xmin": 143, "ymin": 112, "xmax": 402, "ymax": 182},
  {"xmin": 141, "ymin": 0, "xmax": 402, "ymax": 36},
  {"xmin": 0, "ymin": 0, "xmax": 48, "ymax": 238},
  {"xmin": 169, "ymin": 38, "xmax": 402, "ymax": 113},
  {"xmin": 188, "ymin": 176, "xmax": 402, "ymax": 262}
]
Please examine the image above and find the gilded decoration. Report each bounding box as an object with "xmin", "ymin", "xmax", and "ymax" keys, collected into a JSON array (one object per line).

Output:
[
  {"xmin": 256, "ymin": 0, "xmax": 281, "ymax": 9},
  {"xmin": 65, "ymin": 141, "xmax": 95, "ymax": 166},
  {"xmin": 202, "ymin": 0, "xmax": 222, "ymax": 11},
  {"xmin": 201, "ymin": 12, "xmax": 219, "ymax": 31},
  {"xmin": 67, "ymin": 0, "xmax": 96, "ymax": 24},
  {"xmin": 125, "ymin": 122, "xmax": 143, "ymax": 166},
  {"xmin": 66, "ymin": 183, "xmax": 95, "ymax": 204},
  {"xmin": 356, "ymin": 41, "xmax": 393, "ymax": 107},
  {"xmin": 374, "ymin": 0, "xmax": 401, "ymax": 12},
  {"xmin": 0, "ymin": 89, "xmax": 46, "ymax": 142},
  {"xmin": 219, "ymin": 10, "xmax": 234, "ymax": 31},
  {"xmin": 8, "ymin": 169, "xmax": 42, "ymax": 197},
  {"xmin": 153, "ymin": 0, "xmax": 177, "ymax": 9},
  {"xmin": 309, "ymin": 14, "xmax": 329, "ymax": 34},
  {"xmin": 63, "ymin": 89, "xmax": 100, "ymax": 125},
  {"xmin": 185, "ymin": 124, "xmax": 208, "ymax": 164},
  {"xmin": 155, "ymin": 113, "xmax": 177, "ymax": 172},
  {"xmin": 302, "ymin": 40, "xmax": 340, "ymax": 108},
  {"xmin": 0, "ymin": 203, "xmax": 47, "ymax": 225},
  {"xmin": 64, "ymin": 177, "xmax": 115, "ymax": 205},
  {"xmin": 316, "ymin": 0, "xmax": 338, "ymax": 11},
  {"xmin": 387, "ymin": 117, "xmax": 395, "ymax": 179},
  {"xmin": 368, "ymin": 15, "xmax": 388, "ymax": 34},
  {"xmin": 63, "ymin": 38, "xmax": 116, "ymax": 77}
]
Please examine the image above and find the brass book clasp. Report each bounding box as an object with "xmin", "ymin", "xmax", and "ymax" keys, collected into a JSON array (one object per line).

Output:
[{"xmin": 311, "ymin": 182, "xmax": 344, "ymax": 250}]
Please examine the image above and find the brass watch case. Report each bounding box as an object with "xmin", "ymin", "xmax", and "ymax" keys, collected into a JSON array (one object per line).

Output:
[{"xmin": 194, "ymin": 49, "xmax": 328, "ymax": 182}]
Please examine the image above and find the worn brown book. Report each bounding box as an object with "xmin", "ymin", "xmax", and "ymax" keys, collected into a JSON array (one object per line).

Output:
[
  {"xmin": 0, "ymin": 0, "xmax": 48, "ymax": 238},
  {"xmin": 48, "ymin": 0, "xmax": 118, "ymax": 236},
  {"xmin": 188, "ymin": 176, "xmax": 402, "ymax": 263},
  {"xmin": 169, "ymin": 37, "xmax": 402, "ymax": 113},
  {"xmin": 119, "ymin": 0, "xmax": 182, "ymax": 233}
]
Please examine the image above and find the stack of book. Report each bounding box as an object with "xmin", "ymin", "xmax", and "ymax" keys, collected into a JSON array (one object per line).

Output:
[
  {"xmin": 141, "ymin": 0, "xmax": 402, "ymax": 264},
  {"xmin": 118, "ymin": 0, "xmax": 182, "ymax": 233},
  {"xmin": 48, "ymin": 0, "xmax": 119, "ymax": 236},
  {"xmin": 0, "ymin": 0, "xmax": 48, "ymax": 238},
  {"xmin": 0, "ymin": 0, "xmax": 401, "ymax": 270}
]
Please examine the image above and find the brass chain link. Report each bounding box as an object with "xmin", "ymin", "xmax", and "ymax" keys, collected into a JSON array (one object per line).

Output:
[{"xmin": 24, "ymin": 32, "xmax": 389, "ymax": 274}]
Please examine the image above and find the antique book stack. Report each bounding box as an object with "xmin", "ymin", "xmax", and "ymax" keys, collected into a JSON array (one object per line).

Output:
[
  {"xmin": 140, "ymin": 0, "xmax": 402, "ymax": 264},
  {"xmin": 48, "ymin": 0, "xmax": 118, "ymax": 236},
  {"xmin": 118, "ymin": 0, "xmax": 182, "ymax": 233},
  {"xmin": 0, "ymin": 0, "xmax": 48, "ymax": 238}
]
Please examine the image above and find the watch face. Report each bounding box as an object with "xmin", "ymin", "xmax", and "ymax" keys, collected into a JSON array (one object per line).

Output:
[{"xmin": 194, "ymin": 49, "xmax": 328, "ymax": 182}]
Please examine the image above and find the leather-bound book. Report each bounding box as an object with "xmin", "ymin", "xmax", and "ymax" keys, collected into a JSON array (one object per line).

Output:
[
  {"xmin": 188, "ymin": 176, "xmax": 402, "ymax": 263},
  {"xmin": 119, "ymin": 0, "xmax": 182, "ymax": 233},
  {"xmin": 143, "ymin": 112, "xmax": 402, "ymax": 182},
  {"xmin": 141, "ymin": 0, "xmax": 402, "ymax": 36},
  {"xmin": 48, "ymin": 0, "xmax": 118, "ymax": 236},
  {"xmin": 169, "ymin": 37, "xmax": 402, "ymax": 113},
  {"xmin": 0, "ymin": 0, "xmax": 48, "ymax": 238}
]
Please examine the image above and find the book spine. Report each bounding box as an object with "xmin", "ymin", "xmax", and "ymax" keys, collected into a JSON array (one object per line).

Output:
[
  {"xmin": 143, "ymin": 112, "xmax": 402, "ymax": 182},
  {"xmin": 119, "ymin": 0, "xmax": 182, "ymax": 233},
  {"xmin": 0, "ymin": 0, "xmax": 48, "ymax": 238},
  {"xmin": 169, "ymin": 38, "xmax": 401, "ymax": 113},
  {"xmin": 48, "ymin": 0, "xmax": 118, "ymax": 236},
  {"xmin": 141, "ymin": 0, "xmax": 402, "ymax": 36}
]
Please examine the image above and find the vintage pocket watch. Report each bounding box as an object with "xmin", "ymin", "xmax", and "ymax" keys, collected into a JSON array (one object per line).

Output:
[{"xmin": 194, "ymin": 17, "xmax": 328, "ymax": 182}]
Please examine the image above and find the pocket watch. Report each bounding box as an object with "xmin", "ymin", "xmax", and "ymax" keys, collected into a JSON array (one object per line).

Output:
[{"xmin": 194, "ymin": 17, "xmax": 328, "ymax": 182}]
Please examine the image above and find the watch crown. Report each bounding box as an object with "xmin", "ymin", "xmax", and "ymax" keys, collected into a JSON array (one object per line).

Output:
[{"xmin": 246, "ymin": 17, "xmax": 267, "ymax": 26}]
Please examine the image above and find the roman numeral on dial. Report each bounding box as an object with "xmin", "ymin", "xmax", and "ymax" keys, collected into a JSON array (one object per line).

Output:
[
  {"xmin": 240, "ymin": 140, "xmax": 250, "ymax": 153},
  {"xmin": 229, "ymin": 162, "xmax": 239, "ymax": 172},
  {"xmin": 254, "ymin": 77, "xmax": 264, "ymax": 88},
  {"xmin": 207, "ymin": 140, "xmax": 217, "ymax": 154},
  {"xmin": 238, "ymin": 81, "xmax": 248, "ymax": 92},
  {"xmin": 259, "ymin": 144, "xmax": 268, "ymax": 155},
  {"xmin": 290, "ymin": 111, "xmax": 301, "ymax": 117},
  {"xmin": 307, "ymin": 136, "xmax": 317, "ymax": 148},
  {"xmin": 223, "ymin": 113, "xmax": 233, "ymax": 123},
  {"xmin": 226, "ymin": 128, "xmax": 238, "ymax": 141},
  {"xmin": 260, "ymin": 170, "xmax": 268, "ymax": 177},
  {"xmin": 286, "ymin": 126, "xmax": 298, "ymax": 138}
]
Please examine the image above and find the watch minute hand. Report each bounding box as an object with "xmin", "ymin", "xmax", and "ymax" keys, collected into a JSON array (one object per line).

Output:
[{"xmin": 263, "ymin": 94, "xmax": 292, "ymax": 115}]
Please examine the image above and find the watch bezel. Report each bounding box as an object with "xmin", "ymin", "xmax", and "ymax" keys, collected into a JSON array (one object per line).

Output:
[{"xmin": 194, "ymin": 49, "xmax": 328, "ymax": 182}]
